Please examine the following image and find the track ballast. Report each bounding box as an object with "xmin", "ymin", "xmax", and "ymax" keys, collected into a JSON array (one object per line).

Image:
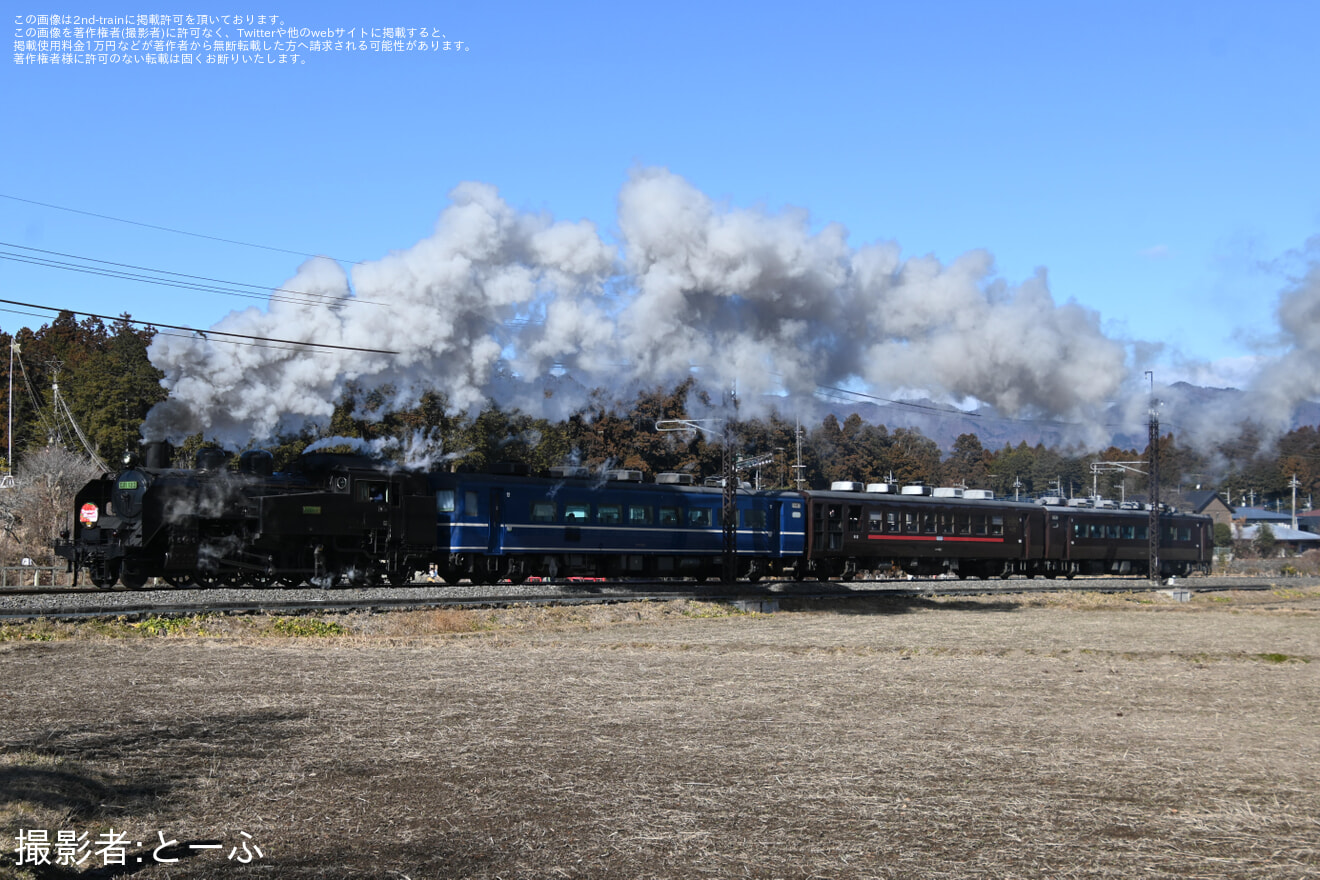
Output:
[{"xmin": 0, "ymin": 575, "xmax": 1285, "ymax": 622}]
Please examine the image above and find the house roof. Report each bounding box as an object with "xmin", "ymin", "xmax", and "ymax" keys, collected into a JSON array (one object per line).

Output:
[
  {"xmin": 1232, "ymin": 507, "xmax": 1293, "ymax": 522},
  {"xmin": 1235, "ymin": 523, "xmax": 1320, "ymax": 542},
  {"xmin": 1183, "ymin": 490, "xmax": 1229, "ymax": 513}
]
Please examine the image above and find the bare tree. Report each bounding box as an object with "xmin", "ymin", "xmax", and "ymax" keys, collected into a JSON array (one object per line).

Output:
[{"xmin": 0, "ymin": 446, "xmax": 102, "ymax": 566}]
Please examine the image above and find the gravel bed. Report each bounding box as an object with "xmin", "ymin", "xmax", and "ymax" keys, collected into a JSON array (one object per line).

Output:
[
  {"xmin": 0, "ymin": 581, "xmax": 621, "ymax": 617},
  {"xmin": 3, "ymin": 573, "xmax": 1313, "ymax": 619}
]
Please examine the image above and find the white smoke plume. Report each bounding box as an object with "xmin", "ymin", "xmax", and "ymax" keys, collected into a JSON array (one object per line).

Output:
[
  {"xmin": 1104, "ymin": 240, "xmax": 1320, "ymax": 457},
  {"xmin": 301, "ymin": 430, "xmax": 451, "ymax": 472},
  {"xmin": 1249, "ymin": 256, "xmax": 1320, "ymax": 431},
  {"xmin": 145, "ymin": 181, "xmax": 616, "ymax": 444},
  {"xmin": 146, "ymin": 168, "xmax": 1147, "ymax": 448}
]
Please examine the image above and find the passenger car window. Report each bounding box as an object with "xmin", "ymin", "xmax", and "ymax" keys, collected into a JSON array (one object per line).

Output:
[
  {"xmin": 629, "ymin": 506, "xmax": 653, "ymax": 525},
  {"xmin": 742, "ymin": 509, "xmax": 767, "ymax": 530},
  {"xmin": 436, "ymin": 490, "xmax": 456, "ymax": 513},
  {"xmin": 531, "ymin": 501, "xmax": 556, "ymax": 523}
]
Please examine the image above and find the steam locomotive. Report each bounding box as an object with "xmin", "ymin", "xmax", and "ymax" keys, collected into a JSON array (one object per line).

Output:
[
  {"xmin": 57, "ymin": 441, "xmax": 433, "ymax": 589},
  {"xmin": 55, "ymin": 441, "xmax": 1212, "ymax": 589}
]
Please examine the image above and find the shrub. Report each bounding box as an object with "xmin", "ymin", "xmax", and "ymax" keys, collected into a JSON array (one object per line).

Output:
[
  {"xmin": 270, "ymin": 616, "xmax": 349, "ymax": 637},
  {"xmin": 1254, "ymin": 523, "xmax": 1278, "ymax": 558}
]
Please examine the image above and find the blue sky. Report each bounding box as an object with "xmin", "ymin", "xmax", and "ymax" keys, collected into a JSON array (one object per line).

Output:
[{"xmin": 4, "ymin": 0, "xmax": 1318, "ymax": 394}]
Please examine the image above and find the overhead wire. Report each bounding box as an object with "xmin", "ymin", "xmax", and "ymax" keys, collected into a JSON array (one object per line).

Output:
[
  {"xmin": 812, "ymin": 383, "xmax": 982, "ymax": 418},
  {"xmin": 0, "ymin": 192, "xmax": 359, "ymax": 264},
  {"xmin": 150, "ymin": 328, "xmax": 345, "ymax": 355},
  {"xmin": 0, "ymin": 299, "xmax": 400, "ymax": 355},
  {"xmin": 0, "ymin": 241, "xmax": 384, "ymax": 309},
  {"xmin": 14, "ymin": 348, "xmax": 55, "ymax": 440}
]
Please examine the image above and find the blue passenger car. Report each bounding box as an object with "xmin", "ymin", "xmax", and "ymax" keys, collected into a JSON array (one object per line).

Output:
[{"xmin": 428, "ymin": 467, "xmax": 805, "ymax": 583}]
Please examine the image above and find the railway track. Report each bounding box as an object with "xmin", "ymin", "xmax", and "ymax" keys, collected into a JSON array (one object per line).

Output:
[{"xmin": 0, "ymin": 575, "xmax": 1290, "ymax": 622}]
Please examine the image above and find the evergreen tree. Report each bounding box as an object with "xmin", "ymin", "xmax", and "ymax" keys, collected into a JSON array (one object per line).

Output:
[
  {"xmin": 64, "ymin": 315, "xmax": 166, "ymax": 461},
  {"xmin": 943, "ymin": 433, "xmax": 989, "ymax": 488},
  {"xmin": 988, "ymin": 441, "xmax": 1036, "ymax": 498}
]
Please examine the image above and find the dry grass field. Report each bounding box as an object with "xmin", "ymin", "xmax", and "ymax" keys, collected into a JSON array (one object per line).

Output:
[{"xmin": 2, "ymin": 587, "xmax": 1318, "ymax": 879}]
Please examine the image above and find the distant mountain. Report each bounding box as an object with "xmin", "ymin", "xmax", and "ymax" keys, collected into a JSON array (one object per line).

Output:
[
  {"xmin": 535, "ymin": 374, "xmax": 1320, "ymax": 452},
  {"xmin": 801, "ymin": 383, "xmax": 1320, "ymax": 452},
  {"xmin": 795, "ymin": 395, "xmax": 1091, "ymax": 451}
]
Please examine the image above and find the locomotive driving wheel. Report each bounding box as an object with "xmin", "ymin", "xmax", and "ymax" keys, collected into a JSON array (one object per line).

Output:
[
  {"xmin": 90, "ymin": 561, "xmax": 121, "ymax": 589},
  {"xmin": 193, "ymin": 570, "xmax": 221, "ymax": 589},
  {"xmin": 120, "ymin": 565, "xmax": 149, "ymax": 590}
]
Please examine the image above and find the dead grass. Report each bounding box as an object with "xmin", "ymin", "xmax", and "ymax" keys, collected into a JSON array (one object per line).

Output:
[{"xmin": 1, "ymin": 592, "xmax": 1318, "ymax": 878}]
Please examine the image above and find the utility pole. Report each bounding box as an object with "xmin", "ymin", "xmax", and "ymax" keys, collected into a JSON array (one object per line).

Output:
[
  {"xmin": 792, "ymin": 415, "xmax": 805, "ymax": 490},
  {"xmin": 656, "ymin": 386, "xmax": 740, "ymax": 585},
  {"xmin": 1091, "ymin": 461, "xmax": 1146, "ymax": 505},
  {"xmin": 722, "ymin": 427, "xmax": 736, "ymax": 584},
  {"xmin": 1147, "ymin": 371, "xmax": 1160, "ymax": 582},
  {"xmin": 3, "ymin": 339, "xmax": 15, "ymax": 489},
  {"xmin": 1290, "ymin": 474, "xmax": 1300, "ymax": 531},
  {"xmin": 736, "ymin": 452, "xmax": 775, "ymax": 490},
  {"xmin": 721, "ymin": 387, "xmax": 739, "ymax": 585}
]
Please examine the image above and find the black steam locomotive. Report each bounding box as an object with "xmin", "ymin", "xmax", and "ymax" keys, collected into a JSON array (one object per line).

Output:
[
  {"xmin": 57, "ymin": 441, "xmax": 434, "ymax": 589},
  {"xmin": 55, "ymin": 442, "xmax": 1212, "ymax": 589}
]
